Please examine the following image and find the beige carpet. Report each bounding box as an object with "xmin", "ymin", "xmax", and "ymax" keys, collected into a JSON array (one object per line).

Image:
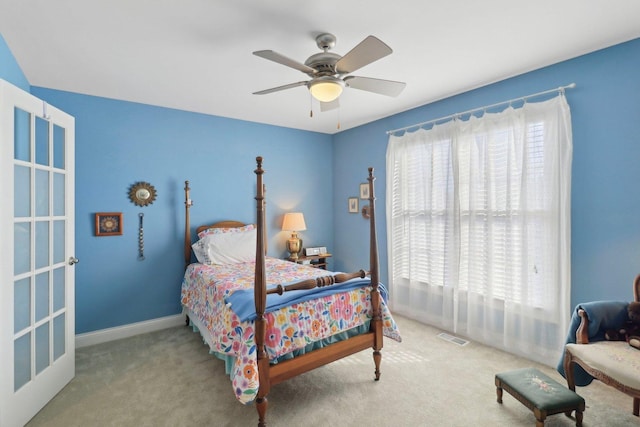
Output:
[{"xmin": 27, "ymin": 315, "xmax": 638, "ymax": 426}]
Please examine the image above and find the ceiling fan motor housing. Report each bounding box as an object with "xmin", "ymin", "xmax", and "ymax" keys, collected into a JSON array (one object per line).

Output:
[{"xmin": 304, "ymin": 52, "xmax": 341, "ymax": 76}]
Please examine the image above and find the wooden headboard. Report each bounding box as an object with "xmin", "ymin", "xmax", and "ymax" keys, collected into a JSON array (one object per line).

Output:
[{"xmin": 183, "ymin": 181, "xmax": 266, "ymax": 268}]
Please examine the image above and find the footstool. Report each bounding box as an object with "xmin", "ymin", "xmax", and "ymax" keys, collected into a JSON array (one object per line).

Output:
[{"xmin": 495, "ymin": 368, "xmax": 585, "ymax": 427}]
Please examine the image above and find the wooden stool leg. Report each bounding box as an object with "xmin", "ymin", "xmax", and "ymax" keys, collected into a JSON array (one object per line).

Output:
[
  {"xmin": 534, "ymin": 409, "xmax": 546, "ymax": 427},
  {"xmin": 575, "ymin": 409, "xmax": 583, "ymax": 427},
  {"xmin": 495, "ymin": 378, "xmax": 503, "ymax": 404}
]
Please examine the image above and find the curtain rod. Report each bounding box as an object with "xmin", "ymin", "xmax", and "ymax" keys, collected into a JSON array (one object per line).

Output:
[{"xmin": 386, "ymin": 83, "xmax": 576, "ymax": 136}]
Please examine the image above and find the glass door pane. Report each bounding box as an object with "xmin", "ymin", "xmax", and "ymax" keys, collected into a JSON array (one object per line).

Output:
[
  {"xmin": 14, "ymin": 333, "xmax": 31, "ymax": 391},
  {"xmin": 14, "ymin": 107, "xmax": 30, "ymax": 161},
  {"xmin": 35, "ymin": 116, "xmax": 48, "ymax": 166},
  {"xmin": 14, "ymin": 278, "xmax": 30, "ymax": 333},
  {"xmin": 35, "ymin": 323, "xmax": 50, "ymax": 374},
  {"xmin": 53, "ymin": 314, "xmax": 66, "ymax": 361},
  {"xmin": 14, "ymin": 165, "xmax": 30, "ymax": 217},
  {"xmin": 14, "ymin": 223, "xmax": 30, "ymax": 275}
]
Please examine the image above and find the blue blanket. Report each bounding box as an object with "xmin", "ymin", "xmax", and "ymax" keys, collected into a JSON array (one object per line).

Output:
[
  {"xmin": 556, "ymin": 300, "xmax": 629, "ymax": 386},
  {"xmin": 225, "ymin": 277, "xmax": 388, "ymax": 322}
]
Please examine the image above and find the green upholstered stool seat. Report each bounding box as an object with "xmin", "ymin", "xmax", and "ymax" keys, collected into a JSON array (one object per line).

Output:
[{"xmin": 495, "ymin": 368, "xmax": 585, "ymax": 427}]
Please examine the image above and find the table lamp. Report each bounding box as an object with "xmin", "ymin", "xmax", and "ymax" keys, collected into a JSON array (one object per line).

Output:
[{"xmin": 282, "ymin": 212, "xmax": 306, "ymax": 260}]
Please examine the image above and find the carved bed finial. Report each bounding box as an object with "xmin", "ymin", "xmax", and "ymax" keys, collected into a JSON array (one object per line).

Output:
[{"xmin": 184, "ymin": 180, "xmax": 193, "ymax": 208}]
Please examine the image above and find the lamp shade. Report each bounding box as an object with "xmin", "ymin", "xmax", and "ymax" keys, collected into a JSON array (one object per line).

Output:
[
  {"xmin": 308, "ymin": 77, "xmax": 344, "ymax": 103},
  {"xmin": 282, "ymin": 212, "xmax": 306, "ymax": 231}
]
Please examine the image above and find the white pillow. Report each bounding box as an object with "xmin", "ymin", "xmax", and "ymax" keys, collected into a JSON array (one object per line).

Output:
[
  {"xmin": 197, "ymin": 223, "xmax": 256, "ymax": 240},
  {"xmin": 192, "ymin": 228, "xmax": 256, "ymax": 265}
]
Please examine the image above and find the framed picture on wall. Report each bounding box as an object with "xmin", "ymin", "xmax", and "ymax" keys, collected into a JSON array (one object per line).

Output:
[
  {"xmin": 360, "ymin": 183, "xmax": 370, "ymax": 199},
  {"xmin": 348, "ymin": 197, "xmax": 359, "ymax": 213},
  {"xmin": 95, "ymin": 212, "xmax": 123, "ymax": 236}
]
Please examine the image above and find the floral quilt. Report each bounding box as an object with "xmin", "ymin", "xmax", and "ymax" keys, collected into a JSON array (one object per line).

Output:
[{"xmin": 181, "ymin": 257, "xmax": 401, "ymax": 404}]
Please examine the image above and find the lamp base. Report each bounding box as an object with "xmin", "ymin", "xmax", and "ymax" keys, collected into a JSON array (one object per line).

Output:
[{"xmin": 286, "ymin": 237, "xmax": 302, "ymax": 261}]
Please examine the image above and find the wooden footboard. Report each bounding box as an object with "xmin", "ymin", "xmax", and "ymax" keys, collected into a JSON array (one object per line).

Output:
[{"xmin": 252, "ymin": 158, "xmax": 383, "ymax": 427}]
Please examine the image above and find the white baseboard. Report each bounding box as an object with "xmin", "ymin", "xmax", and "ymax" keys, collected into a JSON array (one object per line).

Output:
[{"xmin": 75, "ymin": 313, "xmax": 187, "ymax": 348}]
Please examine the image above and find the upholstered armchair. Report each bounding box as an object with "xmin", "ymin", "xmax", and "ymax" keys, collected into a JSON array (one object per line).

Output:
[{"xmin": 562, "ymin": 275, "xmax": 640, "ymax": 416}]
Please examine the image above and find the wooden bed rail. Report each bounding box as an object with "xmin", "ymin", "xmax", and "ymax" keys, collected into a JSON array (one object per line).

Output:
[{"xmin": 266, "ymin": 270, "xmax": 368, "ymax": 295}]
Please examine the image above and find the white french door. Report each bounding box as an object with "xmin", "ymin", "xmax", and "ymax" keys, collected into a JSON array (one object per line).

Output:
[{"xmin": 0, "ymin": 79, "xmax": 76, "ymax": 427}]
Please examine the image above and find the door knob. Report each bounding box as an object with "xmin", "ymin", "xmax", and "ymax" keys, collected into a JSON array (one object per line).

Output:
[{"xmin": 68, "ymin": 256, "xmax": 79, "ymax": 265}]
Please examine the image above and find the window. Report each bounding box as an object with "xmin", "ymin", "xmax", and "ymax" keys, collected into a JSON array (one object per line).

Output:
[{"xmin": 387, "ymin": 96, "xmax": 572, "ymax": 365}]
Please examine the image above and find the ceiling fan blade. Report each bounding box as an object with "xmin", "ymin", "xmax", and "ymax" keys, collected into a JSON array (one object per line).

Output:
[
  {"xmin": 335, "ymin": 36, "xmax": 393, "ymax": 74},
  {"xmin": 253, "ymin": 50, "xmax": 316, "ymax": 75},
  {"xmin": 253, "ymin": 81, "xmax": 308, "ymax": 95},
  {"xmin": 344, "ymin": 76, "xmax": 406, "ymax": 97},
  {"xmin": 320, "ymin": 98, "xmax": 340, "ymax": 112}
]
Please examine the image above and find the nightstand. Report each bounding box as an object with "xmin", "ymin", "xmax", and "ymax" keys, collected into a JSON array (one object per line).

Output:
[{"xmin": 288, "ymin": 253, "xmax": 332, "ymax": 270}]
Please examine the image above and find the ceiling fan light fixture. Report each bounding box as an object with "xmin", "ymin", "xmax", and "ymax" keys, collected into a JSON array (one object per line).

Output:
[{"xmin": 308, "ymin": 77, "xmax": 344, "ymax": 102}]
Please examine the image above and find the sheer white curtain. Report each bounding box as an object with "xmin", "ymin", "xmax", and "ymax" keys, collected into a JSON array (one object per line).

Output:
[{"xmin": 387, "ymin": 95, "xmax": 572, "ymax": 365}]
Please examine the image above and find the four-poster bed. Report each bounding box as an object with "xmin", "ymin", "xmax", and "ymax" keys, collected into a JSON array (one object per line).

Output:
[{"xmin": 180, "ymin": 156, "xmax": 401, "ymax": 426}]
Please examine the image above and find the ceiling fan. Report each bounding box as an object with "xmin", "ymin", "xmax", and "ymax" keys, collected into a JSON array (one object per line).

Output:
[{"xmin": 252, "ymin": 33, "xmax": 406, "ymax": 112}]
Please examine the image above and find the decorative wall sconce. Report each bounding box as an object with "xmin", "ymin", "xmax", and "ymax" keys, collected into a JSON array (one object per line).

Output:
[{"xmin": 128, "ymin": 181, "xmax": 156, "ymax": 260}]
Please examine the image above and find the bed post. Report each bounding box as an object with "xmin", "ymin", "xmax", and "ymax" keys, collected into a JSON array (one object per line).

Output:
[
  {"xmin": 254, "ymin": 157, "xmax": 270, "ymax": 427},
  {"xmin": 183, "ymin": 180, "xmax": 194, "ymax": 326},
  {"xmin": 184, "ymin": 180, "xmax": 193, "ymax": 269},
  {"xmin": 368, "ymin": 167, "xmax": 383, "ymax": 380}
]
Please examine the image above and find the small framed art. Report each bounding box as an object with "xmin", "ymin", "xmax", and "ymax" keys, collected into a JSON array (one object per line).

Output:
[
  {"xmin": 348, "ymin": 197, "xmax": 359, "ymax": 213},
  {"xmin": 95, "ymin": 212, "xmax": 123, "ymax": 236},
  {"xmin": 360, "ymin": 183, "xmax": 370, "ymax": 199}
]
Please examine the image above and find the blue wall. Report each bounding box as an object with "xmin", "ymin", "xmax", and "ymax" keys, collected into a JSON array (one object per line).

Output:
[
  {"xmin": 27, "ymin": 89, "xmax": 334, "ymax": 334},
  {"xmin": 333, "ymin": 38, "xmax": 640, "ymax": 307},
  {"xmin": 4, "ymin": 30, "xmax": 640, "ymax": 334}
]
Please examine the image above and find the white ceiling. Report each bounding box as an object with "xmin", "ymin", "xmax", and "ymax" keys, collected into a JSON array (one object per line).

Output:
[{"xmin": 1, "ymin": 1, "xmax": 639, "ymax": 134}]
